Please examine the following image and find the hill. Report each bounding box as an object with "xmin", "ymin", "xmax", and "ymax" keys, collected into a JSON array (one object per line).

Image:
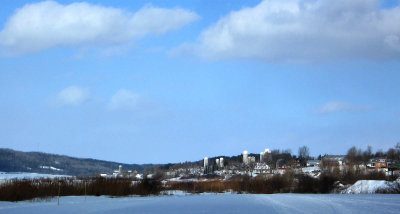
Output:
[{"xmin": 0, "ymin": 148, "xmax": 156, "ymax": 176}]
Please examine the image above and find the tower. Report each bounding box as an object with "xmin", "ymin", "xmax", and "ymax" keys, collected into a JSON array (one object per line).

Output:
[
  {"xmin": 243, "ymin": 150, "xmax": 248, "ymax": 165},
  {"xmin": 204, "ymin": 157, "xmax": 209, "ymax": 168},
  {"xmin": 260, "ymin": 152, "xmax": 265, "ymax": 163}
]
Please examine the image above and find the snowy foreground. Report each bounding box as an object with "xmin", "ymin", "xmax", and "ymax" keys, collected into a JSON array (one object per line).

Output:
[{"xmin": 1, "ymin": 193, "xmax": 400, "ymax": 214}]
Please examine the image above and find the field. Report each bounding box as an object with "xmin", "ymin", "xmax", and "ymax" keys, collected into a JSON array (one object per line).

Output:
[
  {"xmin": 0, "ymin": 172, "xmax": 69, "ymax": 180},
  {"xmin": 0, "ymin": 193, "xmax": 399, "ymax": 214}
]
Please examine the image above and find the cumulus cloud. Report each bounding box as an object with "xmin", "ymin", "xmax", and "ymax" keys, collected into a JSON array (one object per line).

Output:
[
  {"xmin": 314, "ymin": 101, "xmax": 373, "ymax": 114},
  {"xmin": 0, "ymin": 1, "xmax": 199, "ymax": 55},
  {"xmin": 108, "ymin": 89, "xmax": 140, "ymax": 110},
  {"xmin": 55, "ymin": 86, "xmax": 91, "ymax": 106},
  {"xmin": 173, "ymin": 0, "xmax": 400, "ymax": 62}
]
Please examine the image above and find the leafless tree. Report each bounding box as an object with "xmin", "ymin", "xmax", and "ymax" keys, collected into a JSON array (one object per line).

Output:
[
  {"xmin": 298, "ymin": 146, "xmax": 310, "ymax": 166},
  {"xmin": 298, "ymin": 146, "xmax": 310, "ymax": 159}
]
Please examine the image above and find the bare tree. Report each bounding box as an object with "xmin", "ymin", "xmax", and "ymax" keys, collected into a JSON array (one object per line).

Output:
[
  {"xmin": 387, "ymin": 148, "xmax": 397, "ymax": 161},
  {"xmin": 298, "ymin": 146, "xmax": 310, "ymax": 166},
  {"xmin": 298, "ymin": 146, "xmax": 310, "ymax": 159},
  {"xmin": 395, "ymin": 142, "xmax": 400, "ymax": 153},
  {"xmin": 346, "ymin": 146, "xmax": 363, "ymax": 164},
  {"xmin": 362, "ymin": 146, "xmax": 373, "ymax": 163}
]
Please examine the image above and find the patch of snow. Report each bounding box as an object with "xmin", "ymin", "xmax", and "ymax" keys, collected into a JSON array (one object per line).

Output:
[
  {"xmin": 166, "ymin": 177, "xmax": 181, "ymax": 182},
  {"xmin": 165, "ymin": 177, "xmax": 205, "ymax": 182},
  {"xmin": 160, "ymin": 190, "xmax": 189, "ymax": 196},
  {"xmin": 342, "ymin": 180, "xmax": 400, "ymax": 194},
  {"xmin": 301, "ymin": 166, "xmax": 320, "ymax": 173},
  {"xmin": 0, "ymin": 172, "xmax": 70, "ymax": 180},
  {"xmin": 39, "ymin": 166, "xmax": 63, "ymax": 171}
]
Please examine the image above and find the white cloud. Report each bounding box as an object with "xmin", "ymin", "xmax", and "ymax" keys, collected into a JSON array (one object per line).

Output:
[
  {"xmin": 173, "ymin": 0, "xmax": 400, "ymax": 62},
  {"xmin": 55, "ymin": 86, "xmax": 91, "ymax": 106},
  {"xmin": 0, "ymin": 1, "xmax": 199, "ymax": 55},
  {"xmin": 108, "ymin": 89, "xmax": 140, "ymax": 110},
  {"xmin": 314, "ymin": 101, "xmax": 372, "ymax": 114}
]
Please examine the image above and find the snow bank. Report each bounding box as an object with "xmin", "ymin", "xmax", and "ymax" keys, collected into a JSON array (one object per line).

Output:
[
  {"xmin": 301, "ymin": 166, "xmax": 320, "ymax": 173},
  {"xmin": 342, "ymin": 179, "xmax": 400, "ymax": 194}
]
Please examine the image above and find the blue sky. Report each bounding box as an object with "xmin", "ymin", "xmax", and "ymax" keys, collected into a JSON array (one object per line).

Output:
[{"xmin": 0, "ymin": 0, "xmax": 399, "ymax": 164}]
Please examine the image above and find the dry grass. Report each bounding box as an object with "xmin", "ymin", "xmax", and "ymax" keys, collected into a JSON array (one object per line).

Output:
[{"xmin": 0, "ymin": 177, "xmax": 162, "ymax": 202}]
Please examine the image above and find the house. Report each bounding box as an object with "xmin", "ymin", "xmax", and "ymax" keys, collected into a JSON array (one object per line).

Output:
[
  {"xmin": 254, "ymin": 163, "xmax": 270, "ymax": 174},
  {"xmin": 368, "ymin": 157, "xmax": 387, "ymax": 168},
  {"xmin": 322, "ymin": 155, "xmax": 345, "ymax": 167},
  {"xmin": 388, "ymin": 160, "xmax": 400, "ymax": 176}
]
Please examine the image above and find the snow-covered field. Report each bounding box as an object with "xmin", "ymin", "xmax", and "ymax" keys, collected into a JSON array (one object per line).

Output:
[
  {"xmin": 0, "ymin": 193, "xmax": 399, "ymax": 214},
  {"xmin": 0, "ymin": 172, "xmax": 70, "ymax": 180},
  {"xmin": 301, "ymin": 166, "xmax": 320, "ymax": 173}
]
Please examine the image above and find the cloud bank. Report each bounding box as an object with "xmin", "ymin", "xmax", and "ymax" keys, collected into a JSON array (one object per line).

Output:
[
  {"xmin": 314, "ymin": 101, "xmax": 373, "ymax": 114},
  {"xmin": 55, "ymin": 86, "xmax": 91, "ymax": 106},
  {"xmin": 0, "ymin": 1, "xmax": 199, "ymax": 55},
  {"xmin": 174, "ymin": 0, "xmax": 400, "ymax": 62}
]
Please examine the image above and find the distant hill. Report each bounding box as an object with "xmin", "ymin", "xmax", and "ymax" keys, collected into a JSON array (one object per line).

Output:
[
  {"xmin": 0, "ymin": 148, "xmax": 157, "ymax": 176},
  {"xmin": 0, "ymin": 149, "xmax": 288, "ymax": 176}
]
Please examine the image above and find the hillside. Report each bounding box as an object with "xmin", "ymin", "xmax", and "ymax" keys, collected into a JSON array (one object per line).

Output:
[
  {"xmin": 0, "ymin": 148, "xmax": 156, "ymax": 176},
  {"xmin": 0, "ymin": 148, "xmax": 296, "ymax": 176}
]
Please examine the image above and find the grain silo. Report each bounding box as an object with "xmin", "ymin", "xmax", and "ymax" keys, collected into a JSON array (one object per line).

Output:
[
  {"xmin": 243, "ymin": 150, "xmax": 248, "ymax": 164},
  {"xmin": 204, "ymin": 157, "xmax": 209, "ymax": 168},
  {"xmin": 219, "ymin": 157, "xmax": 224, "ymax": 168},
  {"xmin": 260, "ymin": 152, "xmax": 265, "ymax": 163}
]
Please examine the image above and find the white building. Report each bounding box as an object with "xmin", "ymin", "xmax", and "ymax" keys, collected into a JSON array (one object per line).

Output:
[
  {"xmin": 243, "ymin": 150, "xmax": 249, "ymax": 164},
  {"xmin": 260, "ymin": 152, "xmax": 265, "ymax": 163},
  {"xmin": 254, "ymin": 163, "xmax": 270, "ymax": 173},
  {"xmin": 204, "ymin": 157, "xmax": 209, "ymax": 168},
  {"xmin": 219, "ymin": 157, "xmax": 224, "ymax": 168}
]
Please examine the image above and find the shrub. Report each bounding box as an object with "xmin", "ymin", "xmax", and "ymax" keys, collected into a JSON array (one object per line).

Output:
[{"xmin": 0, "ymin": 177, "xmax": 163, "ymax": 202}]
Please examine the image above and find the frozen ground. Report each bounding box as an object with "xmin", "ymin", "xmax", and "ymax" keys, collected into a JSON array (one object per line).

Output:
[{"xmin": 0, "ymin": 193, "xmax": 400, "ymax": 214}]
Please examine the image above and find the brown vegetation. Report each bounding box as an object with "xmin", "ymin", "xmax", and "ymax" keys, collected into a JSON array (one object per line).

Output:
[
  {"xmin": 322, "ymin": 166, "xmax": 386, "ymax": 185},
  {"xmin": 0, "ymin": 177, "xmax": 162, "ymax": 202},
  {"xmin": 166, "ymin": 172, "xmax": 328, "ymax": 194},
  {"xmin": 0, "ymin": 168, "xmax": 397, "ymax": 202}
]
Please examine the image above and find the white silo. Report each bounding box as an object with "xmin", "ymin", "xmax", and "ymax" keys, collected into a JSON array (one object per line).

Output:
[
  {"xmin": 216, "ymin": 158, "xmax": 220, "ymax": 167},
  {"xmin": 119, "ymin": 165, "xmax": 122, "ymax": 174},
  {"xmin": 243, "ymin": 150, "xmax": 248, "ymax": 164},
  {"xmin": 260, "ymin": 152, "xmax": 265, "ymax": 163},
  {"xmin": 219, "ymin": 157, "xmax": 224, "ymax": 168},
  {"xmin": 204, "ymin": 157, "xmax": 209, "ymax": 168}
]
